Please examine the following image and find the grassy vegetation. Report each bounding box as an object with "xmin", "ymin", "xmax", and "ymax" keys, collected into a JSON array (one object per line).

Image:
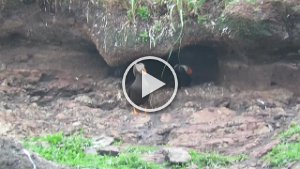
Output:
[
  {"xmin": 137, "ymin": 6, "xmax": 151, "ymax": 21},
  {"xmin": 23, "ymin": 133, "xmax": 247, "ymax": 169},
  {"xmin": 123, "ymin": 0, "xmax": 208, "ymax": 24},
  {"xmin": 124, "ymin": 145, "xmax": 159, "ymax": 154},
  {"xmin": 279, "ymin": 123, "xmax": 300, "ymax": 140},
  {"xmin": 264, "ymin": 123, "xmax": 300, "ymax": 168},
  {"xmin": 167, "ymin": 151, "xmax": 247, "ymax": 169},
  {"xmin": 225, "ymin": 0, "xmax": 257, "ymax": 6},
  {"xmin": 189, "ymin": 151, "xmax": 247, "ymax": 168},
  {"xmin": 138, "ymin": 30, "xmax": 150, "ymax": 43},
  {"xmin": 23, "ymin": 133, "xmax": 162, "ymax": 169}
]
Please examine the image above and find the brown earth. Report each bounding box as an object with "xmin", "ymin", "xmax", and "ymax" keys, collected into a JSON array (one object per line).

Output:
[
  {"xmin": 0, "ymin": 41, "xmax": 299, "ymax": 168},
  {"xmin": 0, "ymin": 0, "xmax": 300, "ymax": 168}
]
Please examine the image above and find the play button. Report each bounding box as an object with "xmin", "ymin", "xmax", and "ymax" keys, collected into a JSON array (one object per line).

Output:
[
  {"xmin": 142, "ymin": 72, "xmax": 165, "ymax": 98},
  {"xmin": 122, "ymin": 56, "xmax": 178, "ymax": 112}
]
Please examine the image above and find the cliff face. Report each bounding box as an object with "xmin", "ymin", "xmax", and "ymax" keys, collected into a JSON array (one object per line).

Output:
[
  {"xmin": 0, "ymin": 0, "xmax": 300, "ymax": 93},
  {"xmin": 0, "ymin": 0, "xmax": 299, "ymax": 65}
]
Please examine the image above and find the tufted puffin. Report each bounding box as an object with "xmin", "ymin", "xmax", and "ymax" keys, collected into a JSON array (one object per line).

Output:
[
  {"xmin": 174, "ymin": 64, "xmax": 193, "ymax": 88},
  {"xmin": 127, "ymin": 63, "xmax": 149, "ymax": 114}
]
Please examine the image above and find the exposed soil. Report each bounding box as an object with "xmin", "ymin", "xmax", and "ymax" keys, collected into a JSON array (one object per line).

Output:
[{"xmin": 0, "ymin": 40, "xmax": 299, "ymax": 168}]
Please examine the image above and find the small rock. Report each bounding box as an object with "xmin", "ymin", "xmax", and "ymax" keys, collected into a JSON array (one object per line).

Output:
[
  {"xmin": 14, "ymin": 54, "xmax": 31, "ymax": 62},
  {"xmin": 130, "ymin": 115, "xmax": 151, "ymax": 128},
  {"xmin": 93, "ymin": 135, "xmax": 115, "ymax": 148},
  {"xmin": 274, "ymin": 122, "xmax": 281, "ymax": 128},
  {"xmin": 72, "ymin": 121, "xmax": 81, "ymax": 127},
  {"xmin": 186, "ymin": 164, "xmax": 198, "ymax": 169},
  {"xmin": 160, "ymin": 113, "xmax": 173, "ymax": 123},
  {"xmin": 55, "ymin": 113, "xmax": 68, "ymax": 120},
  {"xmin": 272, "ymin": 108, "xmax": 287, "ymax": 120},
  {"xmin": 74, "ymin": 95, "xmax": 94, "ymax": 107},
  {"xmin": 97, "ymin": 146, "xmax": 119, "ymax": 156},
  {"xmin": 30, "ymin": 96, "xmax": 40, "ymax": 102},
  {"xmin": 184, "ymin": 101, "xmax": 195, "ymax": 107},
  {"xmin": 256, "ymin": 124, "xmax": 273, "ymax": 135},
  {"xmin": 0, "ymin": 63, "xmax": 6, "ymax": 72},
  {"xmin": 163, "ymin": 147, "xmax": 191, "ymax": 164},
  {"xmin": 85, "ymin": 147, "xmax": 98, "ymax": 155},
  {"xmin": 142, "ymin": 152, "xmax": 165, "ymax": 164},
  {"xmin": 99, "ymin": 100, "xmax": 119, "ymax": 110},
  {"xmin": 291, "ymin": 161, "xmax": 300, "ymax": 169}
]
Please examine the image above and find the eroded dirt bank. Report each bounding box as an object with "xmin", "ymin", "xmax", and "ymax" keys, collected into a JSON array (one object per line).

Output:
[
  {"xmin": 0, "ymin": 42, "xmax": 299, "ymax": 168},
  {"xmin": 0, "ymin": 0, "xmax": 300, "ymax": 168}
]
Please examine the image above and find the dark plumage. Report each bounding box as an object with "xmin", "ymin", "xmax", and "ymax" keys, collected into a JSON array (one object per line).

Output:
[
  {"xmin": 174, "ymin": 64, "xmax": 192, "ymax": 88},
  {"xmin": 128, "ymin": 63, "xmax": 149, "ymax": 108}
]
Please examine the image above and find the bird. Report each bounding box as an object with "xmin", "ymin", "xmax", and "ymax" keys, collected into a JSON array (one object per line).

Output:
[
  {"xmin": 174, "ymin": 64, "xmax": 193, "ymax": 88},
  {"xmin": 127, "ymin": 63, "xmax": 149, "ymax": 114}
]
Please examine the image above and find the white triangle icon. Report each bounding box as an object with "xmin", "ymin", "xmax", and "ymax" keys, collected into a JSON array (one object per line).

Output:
[{"xmin": 142, "ymin": 72, "xmax": 166, "ymax": 98}]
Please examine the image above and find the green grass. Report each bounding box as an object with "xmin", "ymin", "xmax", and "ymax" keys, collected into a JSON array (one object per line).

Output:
[
  {"xmin": 197, "ymin": 15, "xmax": 207, "ymax": 25},
  {"xmin": 23, "ymin": 133, "xmax": 247, "ymax": 169},
  {"xmin": 23, "ymin": 133, "xmax": 162, "ymax": 169},
  {"xmin": 112, "ymin": 139, "xmax": 124, "ymax": 146},
  {"xmin": 125, "ymin": 145, "xmax": 159, "ymax": 154},
  {"xmin": 137, "ymin": 6, "xmax": 151, "ymax": 21},
  {"xmin": 128, "ymin": 0, "xmax": 137, "ymax": 23},
  {"xmin": 189, "ymin": 151, "xmax": 247, "ymax": 168},
  {"xmin": 279, "ymin": 123, "xmax": 300, "ymax": 140},
  {"xmin": 138, "ymin": 30, "xmax": 149, "ymax": 43},
  {"xmin": 225, "ymin": 0, "xmax": 257, "ymax": 6},
  {"xmin": 264, "ymin": 142, "xmax": 300, "ymax": 168},
  {"xmin": 166, "ymin": 151, "xmax": 247, "ymax": 169},
  {"xmin": 264, "ymin": 123, "xmax": 300, "ymax": 168}
]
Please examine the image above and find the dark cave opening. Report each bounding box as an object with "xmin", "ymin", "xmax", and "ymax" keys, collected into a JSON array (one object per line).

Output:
[
  {"xmin": 168, "ymin": 45, "xmax": 220, "ymax": 85},
  {"xmin": 120, "ymin": 45, "xmax": 220, "ymax": 88}
]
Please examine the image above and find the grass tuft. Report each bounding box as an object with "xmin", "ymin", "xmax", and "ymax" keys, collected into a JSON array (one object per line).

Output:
[
  {"xmin": 264, "ymin": 142, "xmax": 300, "ymax": 167},
  {"xmin": 139, "ymin": 30, "xmax": 150, "ymax": 43},
  {"xmin": 280, "ymin": 123, "xmax": 300, "ymax": 140},
  {"xmin": 137, "ymin": 6, "xmax": 151, "ymax": 21},
  {"xmin": 189, "ymin": 151, "xmax": 247, "ymax": 168},
  {"xmin": 125, "ymin": 145, "xmax": 159, "ymax": 154},
  {"xmin": 264, "ymin": 124, "xmax": 300, "ymax": 168}
]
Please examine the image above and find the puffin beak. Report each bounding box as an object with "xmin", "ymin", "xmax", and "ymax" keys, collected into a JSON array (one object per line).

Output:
[
  {"xmin": 142, "ymin": 69, "xmax": 147, "ymax": 75},
  {"xmin": 187, "ymin": 67, "xmax": 193, "ymax": 76}
]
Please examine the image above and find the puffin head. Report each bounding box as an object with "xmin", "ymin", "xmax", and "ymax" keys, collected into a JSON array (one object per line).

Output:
[
  {"xmin": 174, "ymin": 64, "xmax": 193, "ymax": 76},
  {"xmin": 133, "ymin": 63, "xmax": 147, "ymax": 76}
]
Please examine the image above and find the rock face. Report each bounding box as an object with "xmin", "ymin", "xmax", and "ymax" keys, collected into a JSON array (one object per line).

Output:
[
  {"xmin": 0, "ymin": 0, "xmax": 299, "ymax": 66},
  {"xmin": 0, "ymin": 0, "xmax": 299, "ymax": 94},
  {"xmin": 0, "ymin": 137, "xmax": 69, "ymax": 169}
]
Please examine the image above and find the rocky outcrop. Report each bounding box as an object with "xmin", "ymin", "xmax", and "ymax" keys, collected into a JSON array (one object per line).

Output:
[
  {"xmin": 0, "ymin": 0, "xmax": 299, "ymax": 66},
  {"xmin": 0, "ymin": 137, "xmax": 69, "ymax": 169}
]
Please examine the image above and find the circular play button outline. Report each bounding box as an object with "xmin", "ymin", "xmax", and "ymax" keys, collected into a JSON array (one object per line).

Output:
[{"xmin": 122, "ymin": 56, "xmax": 178, "ymax": 112}]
